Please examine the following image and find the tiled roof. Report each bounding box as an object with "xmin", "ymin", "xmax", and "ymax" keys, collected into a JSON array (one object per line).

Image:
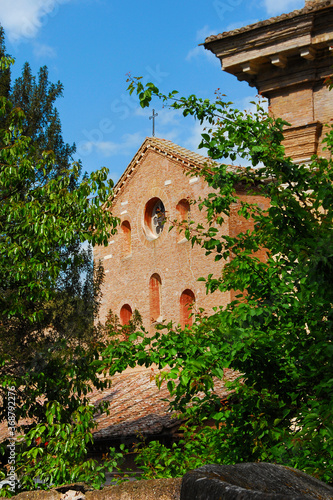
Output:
[
  {"xmin": 90, "ymin": 367, "xmax": 180, "ymax": 441},
  {"xmin": 204, "ymin": 0, "xmax": 333, "ymax": 44},
  {"xmin": 0, "ymin": 367, "xmax": 239, "ymax": 444},
  {"xmin": 91, "ymin": 366, "xmax": 239, "ymax": 441},
  {"xmin": 113, "ymin": 137, "xmax": 241, "ymax": 199},
  {"xmin": 113, "ymin": 137, "xmax": 216, "ymax": 198},
  {"xmin": 145, "ymin": 137, "xmax": 216, "ymax": 169}
]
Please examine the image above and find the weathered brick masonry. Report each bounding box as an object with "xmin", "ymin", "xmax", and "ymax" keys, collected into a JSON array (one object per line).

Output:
[
  {"xmin": 204, "ymin": 0, "xmax": 333, "ymax": 162},
  {"xmin": 1, "ymin": 0, "xmax": 331, "ymax": 460},
  {"xmin": 96, "ymin": 138, "xmax": 231, "ymax": 331},
  {"xmin": 94, "ymin": 137, "xmax": 269, "ymax": 331},
  {"xmin": 96, "ymin": 1, "xmax": 333, "ymax": 333}
]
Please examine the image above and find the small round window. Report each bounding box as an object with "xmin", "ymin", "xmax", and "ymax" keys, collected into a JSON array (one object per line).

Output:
[{"xmin": 144, "ymin": 197, "xmax": 166, "ymax": 239}]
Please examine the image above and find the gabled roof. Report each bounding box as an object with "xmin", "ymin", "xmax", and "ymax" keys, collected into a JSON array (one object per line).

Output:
[
  {"xmin": 113, "ymin": 137, "xmax": 243, "ymax": 201},
  {"xmin": 90, "ymin": 366, "xmax": 239, "ymax": 442},
  {"xmin": 113, "ymin": 137, "xmax": 217, "ymax": 199},
  {"xmin": 204, "ymin": 0, "xmax": 333, "ymax": 45}
]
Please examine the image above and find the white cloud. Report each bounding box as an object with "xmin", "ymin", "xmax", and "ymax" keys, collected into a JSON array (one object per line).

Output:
[
  {"xmin": 153, "ymin": 108, "xmax": 183, "ymax": 127},
  {"xmin": 158, "ymin": 127, "xmax": 185, "ymax": 144},
  {"xmin": 0, "ymin": 0, "xmax": 71, "ymax": 42},
  {"xmin": 130, "ymin": 94, "xmax": 269, "ymax": 164},
  {"xmin": 33, "ymin": 42, "xmax": 56, "ymax": 59},
  {"xmin": 136, "ymin": 106, "xmax": 183, "ymax": 127},
  {"xmin": 135, "ymin": 104, "xmax": 211, "ymax": 156},
  {"xmin": 135, "ymin": 107, "xmax": 186, "ymax": 140},
  {"xmin": 186, "ymin": 24, "xmax": 220, "ymax": 65},
  {"xmin": 196, "ymin": 25, "xmax": 217, "ymax": 42},
  {"xmin": 134, "ymin": 107, "xmax": 149, "ymax": 117},
  {"xmin": 78, "ymin": 132, "xmax": 144, "ymax": 158},
  {"xmin": 262, "ymin": 0, "xmax": 304, "ymax": 16},
  {"xmin": 184, "ymin": 121, "xmax": 210, "ymax": 155},
  {"xmin": 186, "ymin": 45, "xmax": 220, "ymax": 65}
]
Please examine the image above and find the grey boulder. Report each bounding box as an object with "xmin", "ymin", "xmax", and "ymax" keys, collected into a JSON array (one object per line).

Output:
[{"xmin": 180, "ymin": 463, "xmax": 333, "ymax": 499}]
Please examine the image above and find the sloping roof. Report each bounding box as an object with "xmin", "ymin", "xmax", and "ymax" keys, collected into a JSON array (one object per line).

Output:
[
  {"xmin": 204, "ymin": 0, "xmax": 333, "ymax": 44},
  {"xmin": 0, "ymin": 367, "xmax": 238, "ymax": 444},
  {"xmin": 112, "ymin": 137, "xmax": 242, "ymax": 201},
  {"xmin": 113, "ymin": 137, "xmax": 217, "ymax": 200},
  {"xmin": 91, "ymin": 366, "xmax": 239, "ymax": 442}
]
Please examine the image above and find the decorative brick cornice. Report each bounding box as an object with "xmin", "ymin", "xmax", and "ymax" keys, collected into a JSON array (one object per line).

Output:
[
  {"xmin": 204, "ymin": 0, "xmax": 333, "ymax": 93},
  {"xmin": 204, "ymin": 0, "xmax": 333, "ymax": 45}
]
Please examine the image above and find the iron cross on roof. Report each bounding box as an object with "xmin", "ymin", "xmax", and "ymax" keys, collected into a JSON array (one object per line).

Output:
[{"xmin": 149, "ymin": 109, "xmax": 158, "ymax": 137}]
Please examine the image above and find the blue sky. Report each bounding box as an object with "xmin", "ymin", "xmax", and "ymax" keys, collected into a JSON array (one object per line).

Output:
[{"xmin": 0, "ymin": 0, "xmax": 304, "ymax": 183}]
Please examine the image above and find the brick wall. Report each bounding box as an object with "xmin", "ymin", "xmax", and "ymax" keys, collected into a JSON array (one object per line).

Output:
[
  {"xmin": 94, "ymin": 144, "xmax": 229, "ymax": 332},
  {"xmin": 269, "ymin": 86, "xmax": 314, "ymax": 128},
  {"xmin": 94, "ymin": 140, "xmax": 268, "ymax": 332},
  {"xmin": 229, "ymin": 190, "xmax": 270, "ymax": 301},
  {"xmin": 269, "ymin": 82, "xmax": 333, "ymax": 160},
  {"xmin": 205, "ymin": 1, "xmax": 333, "ymax": 163}
]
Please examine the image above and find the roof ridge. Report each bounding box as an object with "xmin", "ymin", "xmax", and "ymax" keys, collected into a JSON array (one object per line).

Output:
[
  {"xmin": 112, "ymin": 136, "xmax": 244, "ymax": 200},
  {"xmin": 204, "ymin": 0, "xmax": 333, "ymax": 44},
  {"xmin": 113, "ymin": 136, "xmax": 217, "ymax": 198},
  {"xmin": 147, "ymin": 136, "xmax": 216, "ymax": 167}
]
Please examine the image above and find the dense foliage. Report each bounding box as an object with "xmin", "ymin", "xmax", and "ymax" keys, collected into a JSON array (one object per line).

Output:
[
  {"xmin": 100, "ymin": 78, "xmax": 333, "ymax": 483},
  {"xmin": 1, "ymin": 43, "xmax": 332, "ymax": 492},
  {"xmin": 0, "ymin": 48, "xmax": 118, "ymax": 495},
  {"xmin": 0, "ymin": 26, "xmax": 76, "ymax": 183},
  {"xmin": 12, "ymin": 402, "xmax": 126, "ymax": 491}
]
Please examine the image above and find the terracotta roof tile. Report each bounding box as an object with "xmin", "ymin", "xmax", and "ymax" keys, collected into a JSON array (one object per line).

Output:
[
  {"xmin": 146, "ymin": 137, "xmax": 216, "ymax": 168},
  {"xmin": 0, "ymin": 367, "xmax": 238, "ymax": 443},
  {"xmin": 91, "ymin": 366, "xmax": 239, "ymax": 441},
  {"xmin": 113, "ymin": 137, "xmax": 242, "ymax": 200},
  {"xmin": 204, "ymin": 0, "xmax": 333, "ymax": 44}
]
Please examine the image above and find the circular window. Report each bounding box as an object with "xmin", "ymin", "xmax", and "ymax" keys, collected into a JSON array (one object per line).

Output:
[{"xmin": 144, "ymin": 197, "xmax": 166, "ymax": 239}]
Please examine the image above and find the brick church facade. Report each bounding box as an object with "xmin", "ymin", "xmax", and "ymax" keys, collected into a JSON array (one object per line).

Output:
[
  {"xmin": 95, "ymin": 0, "xmax": 333, "ymax": 333},
  {"xmin": 94, "ymin": 137, "xmax": 261, "ymax": 332}
]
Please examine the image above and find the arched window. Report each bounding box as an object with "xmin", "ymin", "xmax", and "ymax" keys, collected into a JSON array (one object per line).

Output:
[
  {"xmin": 149, "ymin": 274, "xmax": 161, "ymax": 323},
  {"xmin": 144, "ymin": 198, "xmax": 166, "ymax": 239},
  {"xmin": 121, "ymin": 220, "xmax": 131, "ymax": 256},
  {"xmin": 120, "ymin": 304, "xmax": 132, "ymax": 325},
  {"xmin": 180, "ymin": 289, "xmax": 195, "ymax": 329},
  {"xmin": 176, "ymin": 199, "xmax": 190, "ymax": 241}
]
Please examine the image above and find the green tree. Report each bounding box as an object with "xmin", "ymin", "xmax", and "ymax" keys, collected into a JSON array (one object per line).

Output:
[
  {"xmin": 0, "ymin": 27, "xmax": 97, "ymax": 364},
  {"xmin": 0, "ymin": 51, "xmax": 117, "ymax": 399},
  {"xmin": 0, "ymin": 28, "xmax": 10, "ymax": 129},
  {"xmin": 0, "ymin": 53, "xmax": 119, "ymax": 495},
  {"xmin": 10, "ymin": 62, "xmax": 76, "ymax": 182},
  {"xmin": 0, "ymin": 24, "xmax": 76, "ymax": 182},
  {"xmin": 100, "ymin": 78, "xmax": 333, "ymax": 483},
  {"xmin": 0, "ymin": 25, "xmax": 113, "ymax": 422}
]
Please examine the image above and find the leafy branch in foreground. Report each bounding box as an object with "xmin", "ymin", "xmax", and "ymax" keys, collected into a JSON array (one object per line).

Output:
[
  {"xmin": 0, "ymin": 65, "xmax": 118, "ymax": 416},
  {"xmin": 101, "ymin": 78, "xmax": 333, "ymax": 483},
  {"xmin": 0, "ymin": 402, "xmax": 127, "ymax": 496}
]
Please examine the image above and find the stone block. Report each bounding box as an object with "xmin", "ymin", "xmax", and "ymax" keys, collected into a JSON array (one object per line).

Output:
[{"xmin": 180, "ymin": 463, "xmax": 333, "ymax": 499}]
